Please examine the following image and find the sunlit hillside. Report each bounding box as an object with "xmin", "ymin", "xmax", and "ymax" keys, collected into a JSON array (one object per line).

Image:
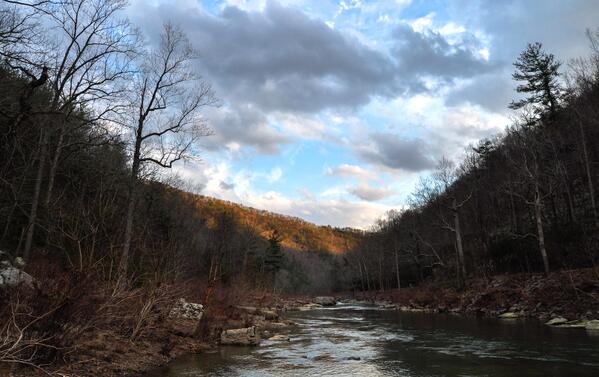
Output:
[{"xmin": 179, "ymin": 191, "xmax": 362, "ymax": 254}]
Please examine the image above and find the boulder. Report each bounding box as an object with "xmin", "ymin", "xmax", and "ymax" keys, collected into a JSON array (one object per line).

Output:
[
  {"xmin": 0, "ymin": 266, "xmax": 34, "ymax": 288},
  {"xmin": 220, "ymin": 326, "xmax": 260, "ymax": 346},
  {"xmin": 545, "ymin": 317, "xmax": 568, "ymax": 326},
  {"xmin": 498, "ymin": 312, "xmax": 522, "ymax": 319},
  {"xmin": 314, "ymin": 296, "xmax": 336, "ymax": 306},
  {"xmin": 558, "ymin": 319, "xmax": 587, "ymax": 328},
  {"xmin": 260, "ymin": 309, "xmax": 279, "ymax": 320},
  {"xmin": 268, "ymin": 334, "xmax": 290, "ymax": 341},
  {"xmin": 0, "ymin": 250, "xmax": 33, "ymax": 288},
  {"xmin": 261, "ymin": 321, "xmax": 291, "ymax": 331},
  {"xmin": 169, "ymin": 298, "xmax": 203, "ymax": 320},
  {"xmin": 585, "ymin": 320, "xmax": 599, "ymax": 330},
  {"xmin": 298, "ymin": 303, "xmax": 323, "ymax": 311}
]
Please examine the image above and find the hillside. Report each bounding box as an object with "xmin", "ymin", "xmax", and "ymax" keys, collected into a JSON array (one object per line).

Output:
[{"xmin": 181, "ymin": 192, "xmax": 361, "ymax": 254}]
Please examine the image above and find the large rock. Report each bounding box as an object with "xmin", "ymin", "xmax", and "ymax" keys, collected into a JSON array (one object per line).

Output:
[
  {"xmin": 585, "ymin": 320, "xmax": 599, "ymax": 330},
  {"xmin": 555, "ymin": 319, "xmax": 599, "ymax": 330},
  {"xmin": 0, "ymin": 250, "xmax": 33, "ymax": 288},
  {"xmin": 545, "ymin": 317, "xmax": 568, "ymax": 326},
  {"xmin": 314, "ymin": 296, "xmax": 336, "ymax": 306},
  {"xmin": 260, "ymin": 309, "xmax": 279, "ymax": 320},
  {"xmin": 298, "ymin": 303, "xmax": 323, "ymax": 311},
  {"xmin": 220, "ymin": 326, "xmax": 260, "ymax": 346},
  {"xmin": 169, "ymin": 298, "xmax": 203, "ymax": 320},
  {"xmin": 0, "ymin": 266, "xmax": 34, "ymax": 288},
  {"xmin": 268, "ymin": 334, "xmax": 290, "ymax": 341},
  {"xmin": 498, "ymin": 312, "xmax": 522, "ymax": 319}
]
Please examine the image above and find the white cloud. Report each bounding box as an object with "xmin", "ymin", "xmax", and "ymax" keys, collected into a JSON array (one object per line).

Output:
[
  {"xmin": 349, "ymin": 184, "xmax": 393, "ymax": 201},
  {"xmin": 325, "ymin": 163, "xmax": 377, "ymax": 181}
]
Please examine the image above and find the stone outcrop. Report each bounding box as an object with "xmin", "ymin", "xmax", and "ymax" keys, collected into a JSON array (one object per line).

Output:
[
  {"xmin": 260, "ymin": 309, "xmax": 279, "ymax": 320},
  {"xmin": 314, "ymin": 296, "xmax": 336, "ymax": 306},
  {"xmin": 297, "ymin": 303, "xmax": 323, "ymax": 311},
  {"xmin": 0, "ymin": 251, "xmax": 33, "ymax": 288},
  {"xmin": 169, "ymin": 298, "xmax": 204, "ymax": 320},
  {"xmin": 545, "ymin": 317, "xmax": 568, "ymax": 326},
  {"xmin": 498, "ymin": 312, "xmax": 523, "ymax": 319},
  {"xmin": 220, "ymin": 326, "xmax": 260, "ymax": 346},
  {"xmin": 268, "ymin": 334, "xmax": 290, "ymax": 341}
]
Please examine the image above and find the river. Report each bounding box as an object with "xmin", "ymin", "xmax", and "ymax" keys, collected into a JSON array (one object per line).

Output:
[{"xmin": 149, "ymin": 303, "xmax": 599, "ymax": 377}]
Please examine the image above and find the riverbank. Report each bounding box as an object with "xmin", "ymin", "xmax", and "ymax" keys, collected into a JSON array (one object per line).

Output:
[
  {"xmin": 5, "ymin": 268, "xmax": 598, "ymax": 376},
  {"xmin": 350, "ymin": 268, "xmax": 599, "ymax": 323},
  {"xmin": 3, "ymin": 287, "xmax": 299, "ymax": 377}
]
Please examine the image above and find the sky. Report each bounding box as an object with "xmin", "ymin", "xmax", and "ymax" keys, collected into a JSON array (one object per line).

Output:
[{"xmin": 126, "ymin": 0, "xmax": 599, "ymax": 229}]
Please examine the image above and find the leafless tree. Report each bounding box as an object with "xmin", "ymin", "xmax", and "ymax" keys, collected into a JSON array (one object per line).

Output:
[
  {"xmin": 10, "ymin": 0, "xmax": 139, "ymax": 260},
  {"xmin": 117, "ymin": 23, "xmax": 216, "ymax": 283},
  {"xmin": 503, "ymin": 110, "xmax": 556, "ymax": 275}
]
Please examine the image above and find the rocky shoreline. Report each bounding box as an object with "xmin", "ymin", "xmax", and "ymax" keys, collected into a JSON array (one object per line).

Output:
[
  {"xmin": 344, "ymin": 268, "xmax": 599, "ymax": 332},
  {"xmin": 8, "ymin": 268, "xmax": 598, "ymax": 376}
]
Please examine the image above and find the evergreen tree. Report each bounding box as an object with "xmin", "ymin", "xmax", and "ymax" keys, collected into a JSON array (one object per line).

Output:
[
  {"xmin": 264, "ymin": 230, "xmax": 283, "ymax": 287},
  {"xmin": 509, "ymin": 42, "xmax": 563, "ymax": 118}
]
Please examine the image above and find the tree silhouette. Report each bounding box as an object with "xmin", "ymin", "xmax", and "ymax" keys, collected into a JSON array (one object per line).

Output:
[{"xmin": 509, "ymin": 42, "xmax": 563, "ymax": 118}]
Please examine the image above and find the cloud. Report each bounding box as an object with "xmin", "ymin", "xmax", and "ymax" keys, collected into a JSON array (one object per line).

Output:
[
  {"xmin": 356, "ymin": 132, "xmax": 437, "ymax": 172},
  {"xmin": 447, "ymin": 70, "xmax": 514, "ymax": 112},
  {"xmin": 173, "ymin": 159, "xmax": 388, "ymax": 228},
  {"xmin": 244, "ymin": 190, "xmax": 389, "ymax": 228},
  {"xmin": 349, "ymin": 184, "xmax": 393, "ymax": 201},
  {"xmin": 392, "ymin": 23, "xmax": 497, "ymax": 91},
  {"xmin": 130, "ymin": 1, "xmax": 498, "ymax": 116},
  {"xmin": 203, "ymin": 105, "xmax": 289, "ymax": 154},
  {"xmin": 325, "ymin": 163, "xmax": 377, "ymax": 181},
  {"xmin": 131, "ymin": 1, "xmax": 400, "ymax": 113},
  {"xmin": 219, "ymin": 181, "xmax": 235, "ymax": 190}
]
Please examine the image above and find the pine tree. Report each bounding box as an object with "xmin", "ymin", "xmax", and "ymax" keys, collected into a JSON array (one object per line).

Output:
[
  {"xmin": 264, "ymin": 230, "xmax": 283, "ymax": 287},
  {"xmin": 509, "ymin": 42, "xmax": 563, "ymax": 118}
]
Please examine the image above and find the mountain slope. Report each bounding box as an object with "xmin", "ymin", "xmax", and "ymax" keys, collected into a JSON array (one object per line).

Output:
[{"xmin": 180, "ymin": 191, "xmax": 362, "ymax": 254}]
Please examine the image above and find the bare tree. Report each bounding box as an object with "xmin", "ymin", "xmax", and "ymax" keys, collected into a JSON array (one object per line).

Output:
[
  {"xmin": 503, "ymin": 112, "xmax": 556, "ymax": 275},
  {"xmin": 410, "ymin": 157, "xmax": 471, "ymax": 286},
  {"xmin": 117, "ymin": 23, "xmax": 216, "ymax": 283},
  {"xmin": 11, "ymin": 0, "xmax": 138, "ymax": 260}
]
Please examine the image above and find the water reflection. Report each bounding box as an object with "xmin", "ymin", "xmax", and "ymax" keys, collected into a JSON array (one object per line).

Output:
[{"xmin": 148, "ymin": 304, "xmax": 599, "ymax": 377}]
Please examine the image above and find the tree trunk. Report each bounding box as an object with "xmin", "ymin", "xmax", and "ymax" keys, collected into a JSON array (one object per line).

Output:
[
  {"xmin": 534, "ymin": 189, "xmax": 550, "ymax": 275},
  {"xmin": 358, "ymin": 261, "xmax": 365, "ymax": 292},
  {"xmin": 577, "ymin": 117, "xmax": 597, "ymax": 223},
  {"xmin": 453, "ymin": 198, "xmax": 467, "ymax": 284},
  {"xmin": 44, "ymin": 124, "xmax": 66, "ymax": 209},
  {"xmin": 23, "ymin": 131, "xmax": 48, "ymax": 260},
  {"xmin": 394, "ymin": 249, "xmax": 401, "ymax": 290},
  {"xmin": 118, "ymin": 114, "xmax": 145, "ymax": 284},
  {"xmin": 378, "ymin": 257, "xmax": 383, "ymax": 291},
  {"xmin": 363, "ymin": 261, "xmax": 371, "ymax": 291}
]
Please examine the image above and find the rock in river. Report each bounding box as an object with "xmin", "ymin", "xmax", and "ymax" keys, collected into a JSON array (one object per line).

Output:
[
  {"xmin": 498, "ymin": 312, "xmax": 522, "ymax": 319},
  {"xmin": 268, "ymin": 334, "xmax": 290, "ymax": 341},
  {"xmin": 221, "ymin": 326, "xmax": 261, "ymax": 346},
  {"xmin": 545, "ymin": 317, "xmax": 568, "ymax": 326},
  {"xmin": 314, "ymin": 296, "xmax": 336, "ymax": 306}
]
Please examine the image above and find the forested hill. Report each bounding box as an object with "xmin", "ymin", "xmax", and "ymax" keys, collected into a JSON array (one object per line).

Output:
[
  {"xmin": 177, "ymin": 191, "xmax": 362, "ymax": 254},
  {"xmin": 345, "ymin": 40, "xmax": 599, "ymax": 291}
]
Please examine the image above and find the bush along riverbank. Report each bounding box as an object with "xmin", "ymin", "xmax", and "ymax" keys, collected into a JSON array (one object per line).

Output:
[
  {"xmin": 1, "ymin": 276, "xmax": 307, "ymax": 377},
  {"xmin": 348, "ymin": 268, "xmax": 599, "ymax": 330}
]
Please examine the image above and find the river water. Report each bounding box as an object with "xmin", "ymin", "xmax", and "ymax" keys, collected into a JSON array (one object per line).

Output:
[{"xmin": 150, "ymin": 304, "xmax": 599, "ymax": 377}]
